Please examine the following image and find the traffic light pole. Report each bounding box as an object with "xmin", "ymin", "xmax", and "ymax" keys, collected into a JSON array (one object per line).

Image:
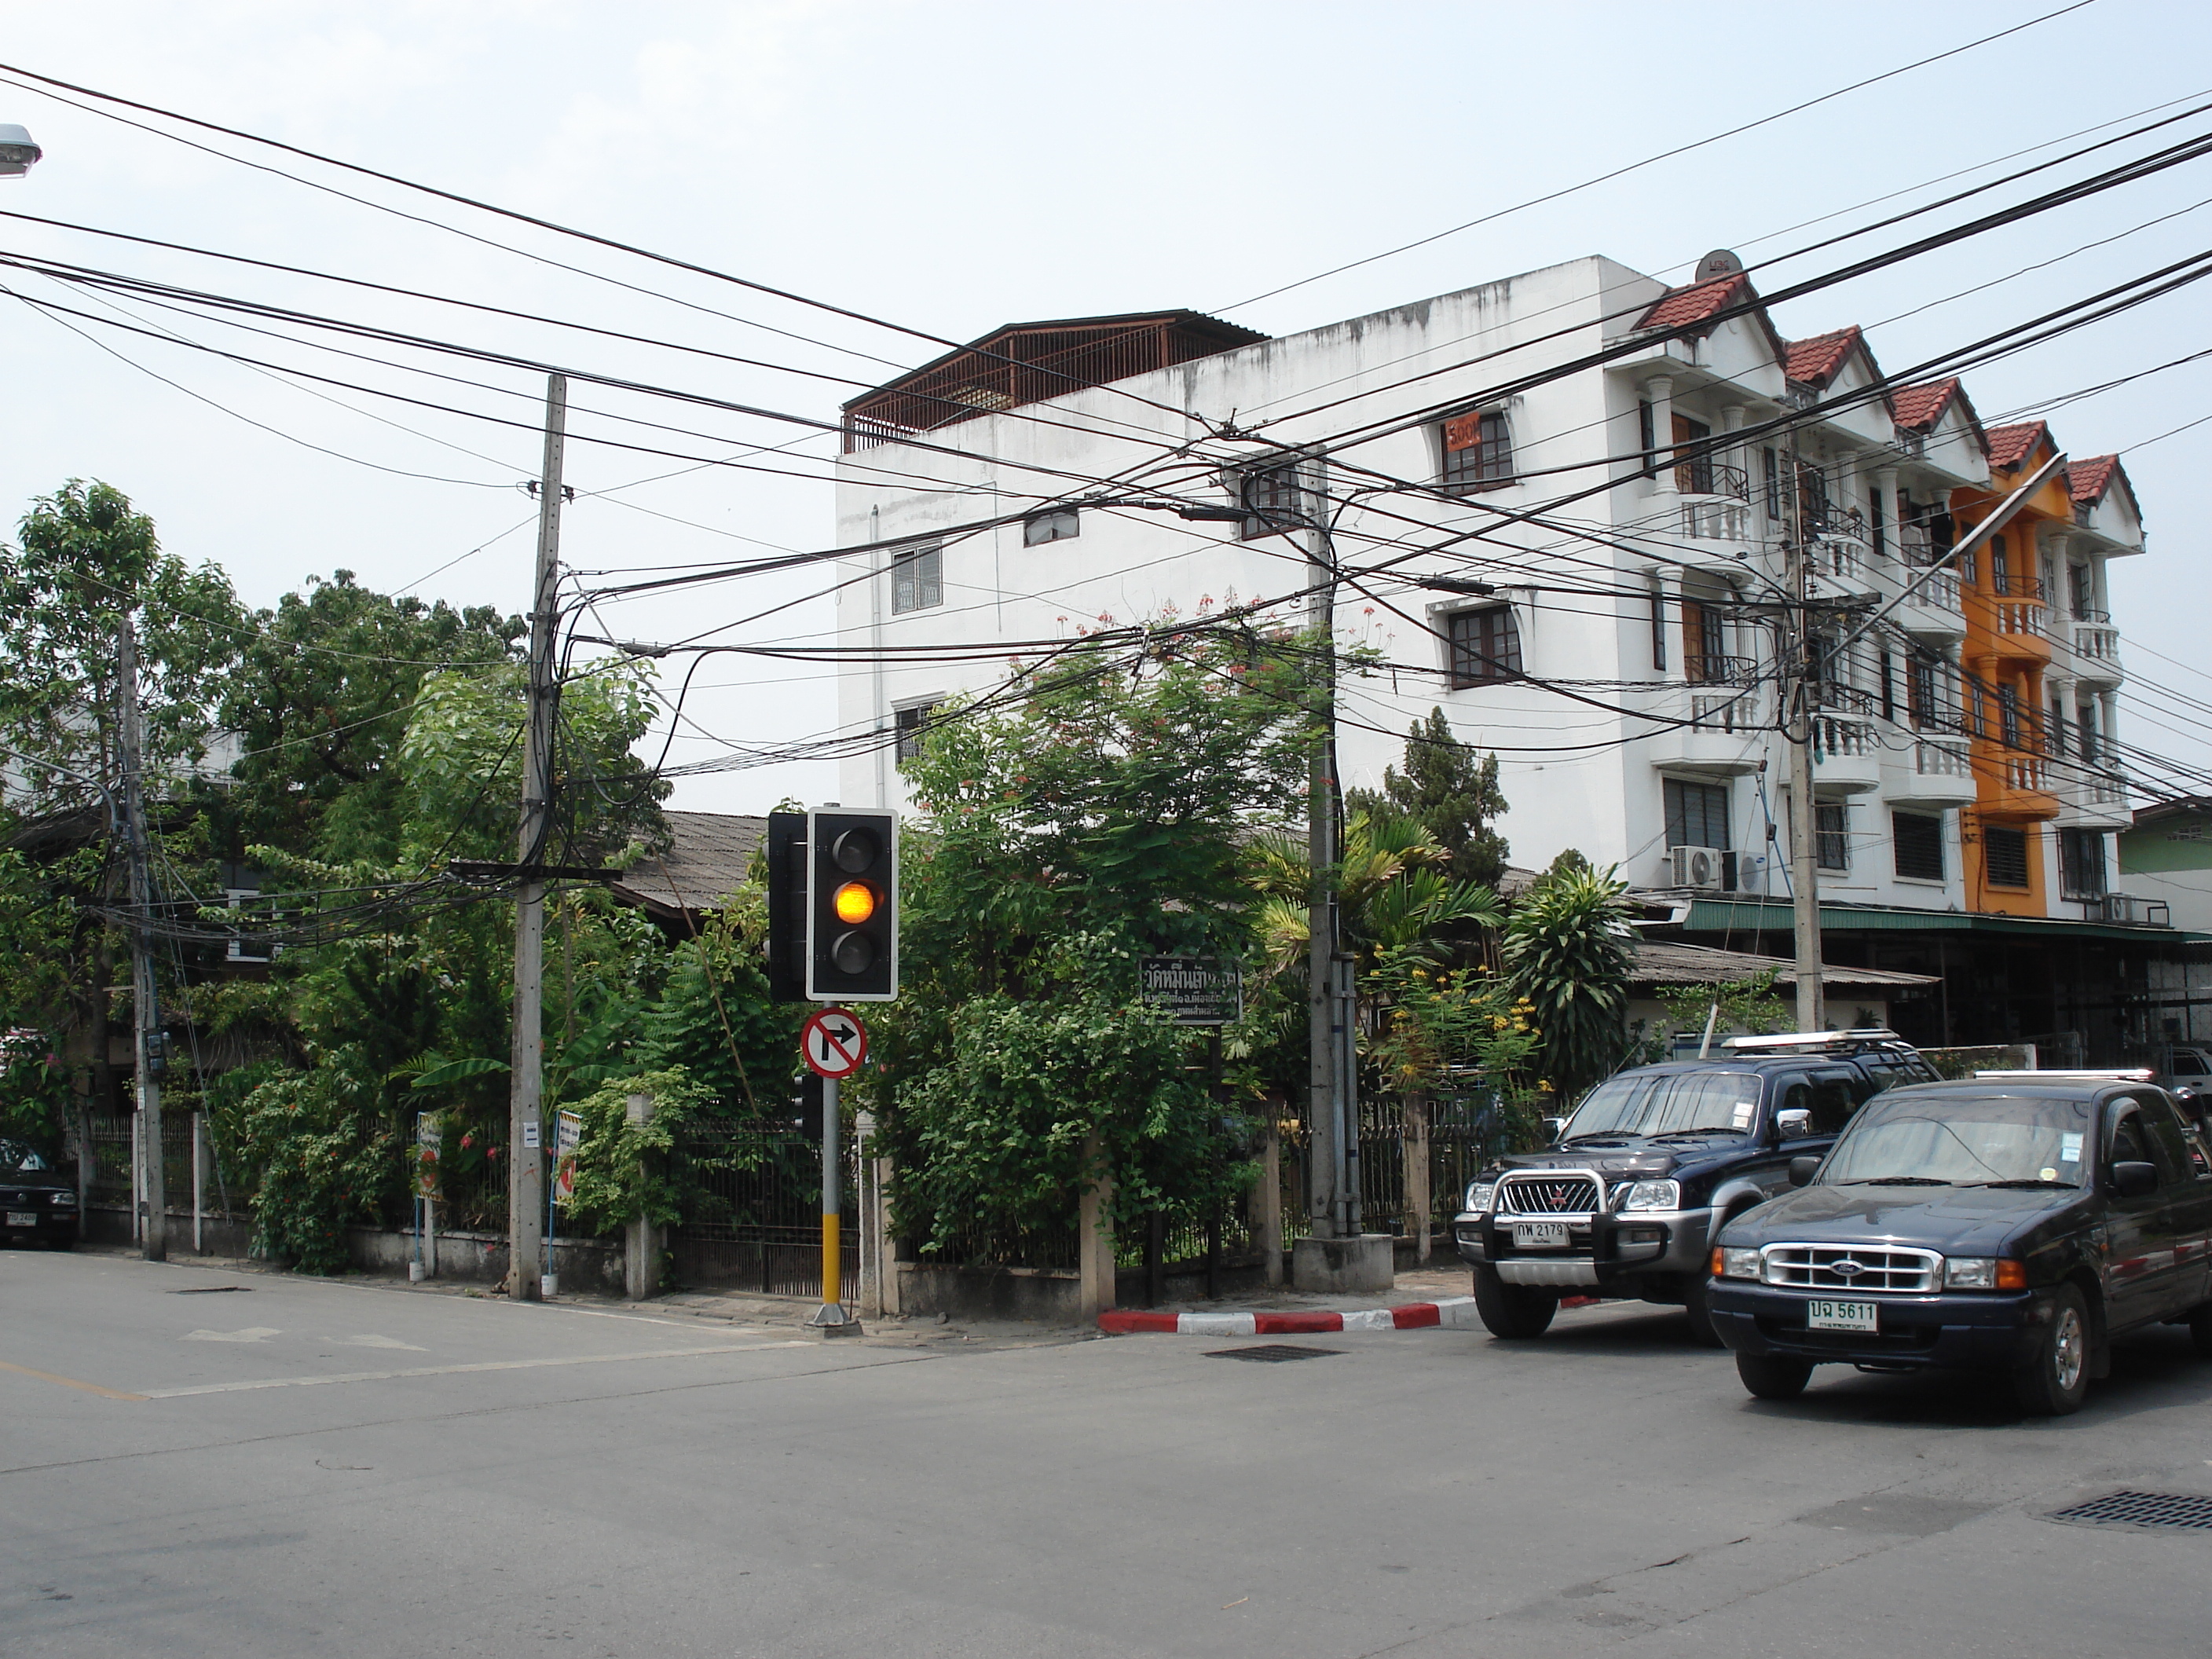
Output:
[{"xmin": 812, "ymin": 1074, "xmax": 851, "ymax": 1331}]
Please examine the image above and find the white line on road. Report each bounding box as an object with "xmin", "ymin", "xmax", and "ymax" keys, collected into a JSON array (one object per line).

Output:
[{"xmin": 143, "ymin": 1339, "xmax": 811, "ymax": 1397}]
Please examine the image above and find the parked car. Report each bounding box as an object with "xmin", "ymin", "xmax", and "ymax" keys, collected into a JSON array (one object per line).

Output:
[
  {"xmin": 0, "ymin": 1139, "xmax": 77, "ymax": 1248},
  {"xmin": 1453, "ymin": 1031, "xmax": 1938, "ymax": 1344},
  {"xmin": 1708, "ymin": 1074, "xmax": 2212, "ymax": 1415}
]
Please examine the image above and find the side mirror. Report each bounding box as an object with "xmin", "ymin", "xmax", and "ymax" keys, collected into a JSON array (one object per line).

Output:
[
  {"xmin": 2110, "ymin": 1160, "xmax": 2159, "ymax": 1199},
  {"xmin": 1775, "ymin": 1108, "xmax": 1814, "ymax": 1141},
  {"xmin": 1541, "ymin": 1116, "xmax": 1566, "ymax": 1144},
  {"xmin": 1788, "ymin": 1155, "xmax": 1822, "ymax": 1188}
]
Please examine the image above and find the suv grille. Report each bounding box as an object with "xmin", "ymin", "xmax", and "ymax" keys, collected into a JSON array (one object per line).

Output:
[
  {"xmin": 1498, "ymin": 1174, "xmax": 1602, "ymax": 1216},
  {"xmin": 1763, "ymin": 1243, "xmax": 1939, "ymax": 1292}
]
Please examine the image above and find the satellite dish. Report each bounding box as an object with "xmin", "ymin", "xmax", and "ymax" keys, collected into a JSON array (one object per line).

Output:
[{"xmin": 1694, "ymin": 250, "xmax": 1743, "ymax": 281}]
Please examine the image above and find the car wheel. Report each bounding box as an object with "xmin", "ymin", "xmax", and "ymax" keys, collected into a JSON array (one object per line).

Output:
[
  {"xmin": 1683, "ymin": 1273, "xmax": 1724, "ymax": 1348},
  {"xmin": 2187, "ymin": 1302, "xmax": 2212, "ymax": 1359},
  {"xmin": 2012, "ymin": 1284, "xmax": 2091, "ymax": 1416},
  {"xmin": 1735, "ymin": 1352, "xmax": 1812, "ymax": 1401},
  {"xmin": 1474, "ymin": 1265, "xmax": 1559, "ymax": 1339}
]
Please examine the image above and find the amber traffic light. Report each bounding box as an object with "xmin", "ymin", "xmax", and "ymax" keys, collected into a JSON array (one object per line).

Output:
[{"xmin": 805, "ymin": 808, "xmax": 897, "ymax": 1002}]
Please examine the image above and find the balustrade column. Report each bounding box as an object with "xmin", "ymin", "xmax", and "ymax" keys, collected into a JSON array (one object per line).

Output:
[{"xmin": 1646, "ymin": 375, "xmax": 1675, "ymax": 496}]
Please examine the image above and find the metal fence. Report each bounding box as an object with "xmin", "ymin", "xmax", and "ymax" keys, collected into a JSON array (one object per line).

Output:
[
  {"xmin": 1280, "ymin": 1096, "xmax": 1507, "ymax": 1248},
  {"xmin": 668, "ymin": 1119, "xmax": 859, "ymax": 1302}
]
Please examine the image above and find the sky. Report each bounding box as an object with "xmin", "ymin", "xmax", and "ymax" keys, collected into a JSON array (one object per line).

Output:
[{"xmin": 0, "ymin": 0, "xmax": 2207, "ymax": 812}]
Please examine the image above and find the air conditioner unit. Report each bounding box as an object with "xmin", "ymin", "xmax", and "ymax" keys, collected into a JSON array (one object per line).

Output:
[
  {"xmin": 1728, "ymin": 851, "xmax": 1766, "ymax": 893},
  {"xmin": 1670, "ymin": 845, "xmax": 1725, "ymax": 891}
]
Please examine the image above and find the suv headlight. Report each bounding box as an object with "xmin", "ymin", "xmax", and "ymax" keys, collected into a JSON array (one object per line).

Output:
[
  {"xmin": 1463, "ymin": 1180, "xmax": 1497, "ymax": 1215},
  {"xmin": 1712, "ymin": 1247, "xmax": 1763, "ymax": 1280},
  {"xmin": 1944, "ymin": 1257, "xmax": 2026, "ymax": 1291},
  {"xmin": 1617, "ymin": 1179, "xmax": 1679, "ymax": 1212},
  {"xmin": 49, "ymin": 1190, "xmax": 75, "ymax": 1207}
]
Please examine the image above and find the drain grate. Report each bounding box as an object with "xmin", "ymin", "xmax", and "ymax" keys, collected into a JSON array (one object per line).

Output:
[
  {"xmin": 1204, "ymin": 1344, "xmax": 1343, "ymax": 1364},
  {"xmin": 2045, "ymin": 1490, "xmax": 2212, "ymax": 1533}
]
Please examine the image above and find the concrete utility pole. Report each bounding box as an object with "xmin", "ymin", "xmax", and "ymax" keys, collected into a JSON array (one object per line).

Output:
[
  {"xmin": 1782, "ymin": 418, "xmax": 1826, "ymax": 1034},
  {"xmin": 1303, "ymin": 463, "xmax": 1346, "ymax": 1239},
  {"xmin": 507, "ymin": 372, "xmax": 566, "ymax": 1301},
  {"xmin": 116, "ymin": 616, "xmax": 166, "ymax": 1261}
]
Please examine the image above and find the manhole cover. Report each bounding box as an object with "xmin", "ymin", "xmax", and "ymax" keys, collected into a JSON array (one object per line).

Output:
[
  {"xmin": 2045, "ymin": 1491, "xmax": 2212, "ymax": 1533},
  {"xmin": 1204, "ymin": 1344, "xmax": 1342, "ymax": 1363}
]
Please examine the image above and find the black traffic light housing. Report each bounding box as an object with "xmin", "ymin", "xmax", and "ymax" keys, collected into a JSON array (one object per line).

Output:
[
  {"xmin": 765, "ymin": 811, "xmax": 808, "ymax": 1003},
  {"xmin": 805, "ymin": 808, "xmax": 897, "ymax": 1002}
]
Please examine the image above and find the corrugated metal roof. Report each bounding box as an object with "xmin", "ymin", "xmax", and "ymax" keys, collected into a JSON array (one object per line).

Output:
[
  {"xmin": 1632, "ymin": 939, "xmax": 1936, "ymax": 991},
  {"xmin": 1683, "ymin": 898, "xmax": 2212, "ymax": 944},
  {"xmin": 610, "ymin": 810, "xmax": 766, "ymax": 921}
]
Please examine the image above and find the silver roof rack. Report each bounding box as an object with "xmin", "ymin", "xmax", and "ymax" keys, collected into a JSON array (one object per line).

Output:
[
  {"xmin": 1972, "ymin": 1068, "xmax": 2155, "ymax": 1083},
  {"xmin": 1719, "ymin": 1028, "xmax": 1906, "ymax": 1053}
]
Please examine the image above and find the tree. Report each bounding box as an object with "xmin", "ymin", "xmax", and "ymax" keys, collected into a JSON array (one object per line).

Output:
[
  {"xmin": 1350, "ymin": 706, "xmax": 1508, "ymax": 887},
  {"xmin": 869, "ymin": 629, "xmax": 1316, "ymax": 1254},
  {"xmin": 1502, "ymin": 852, "xmax": 1635, "ymax": 1100}
]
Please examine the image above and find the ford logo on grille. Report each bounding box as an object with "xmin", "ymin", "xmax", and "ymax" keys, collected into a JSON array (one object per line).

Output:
[{"xmin": 1830, "ymin": 1258, "xmax": 1866, "ymax": 1279}]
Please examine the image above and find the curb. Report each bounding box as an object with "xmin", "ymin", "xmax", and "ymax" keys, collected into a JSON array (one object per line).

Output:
[{"xmin": 1098, "ymin": 1297, "xmax": 1481, "ymax": 1336}]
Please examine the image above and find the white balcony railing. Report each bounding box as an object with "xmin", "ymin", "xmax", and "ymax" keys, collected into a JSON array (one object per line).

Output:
[
  {"xmin": 1686, "ymin": 684, "xmax": 1768, "ymax": 732},
  {"xmin": 1902, "ymin": 566, "xmax": 1961, "ymax": 613},
  {"xmin": 1998, "ymin": 751, "xmax": 2049, "ymax": 793},
  {"xmin": 1995, "ymin": 600, "xmax": 2049, "ymax": 640},
  {"xmin": 1914, "ymin": 738, "xmax": 1972, "ymax": 778},
  {"xmin": 1814, "ymin": 715, "xmax": 1876, "ymax": 760},
  {"xmin": 1680, "ymin": 497, "xmax": 1751, "ymax": 542},
  {"xmin": 2075, "ymin": 625, "xmax": 2121, "ymax": 665}
]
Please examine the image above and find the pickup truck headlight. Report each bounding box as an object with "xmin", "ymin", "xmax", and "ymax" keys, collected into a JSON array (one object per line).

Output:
[
  {"xmin": 1463, "ymin": 1180, "xmax": 1497, "ymax": 1215},
  {"xmin": 1944, "ymin": 1257, "xmax": 2027, "ymax": 1291},
  {"xmin": 1617, "ymin": 1179, "xmax": 1679, "ymax": 1212},
  {"xmin": 1712, "ymin": 1247, "xmax": 1763, "ymax": 1280}
]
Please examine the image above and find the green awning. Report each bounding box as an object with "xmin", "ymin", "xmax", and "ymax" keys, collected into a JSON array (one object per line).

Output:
[{"xmin": 1683, "ymin": 897, "xmax": 2212, "ymax": 946}]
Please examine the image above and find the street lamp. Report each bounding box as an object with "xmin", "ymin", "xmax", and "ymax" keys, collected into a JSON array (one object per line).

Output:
[{"xmin": 0, "ymin": 124, "xmax": 42, "ymax": 179}]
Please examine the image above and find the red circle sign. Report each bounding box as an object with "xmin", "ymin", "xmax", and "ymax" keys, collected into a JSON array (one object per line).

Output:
[{"xmin": 801, "ymin": 1008, "xmax": 868, "ymax": 1079}]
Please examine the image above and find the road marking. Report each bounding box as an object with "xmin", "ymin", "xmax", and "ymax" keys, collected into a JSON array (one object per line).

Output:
[
  {"xmin": 0, "ymin": 1358, "xmax": 149, "ymax": 1402},
  {"xmin": 143, "ymin": 1339, "xmax": 811, "ymax": 1397},
  {"xmin": 329, "ymin": 1335, "xmax": 427, "ymax": 1351},
  {"xmin": 182, "ymin": 1327, "xmax": 282, "ymax": 1343}
]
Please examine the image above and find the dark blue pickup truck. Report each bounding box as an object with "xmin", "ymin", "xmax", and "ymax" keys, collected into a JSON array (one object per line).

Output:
[{"xmin": 1453, "ymin": 1032, "xmax": 1936, "ymax": 1344}]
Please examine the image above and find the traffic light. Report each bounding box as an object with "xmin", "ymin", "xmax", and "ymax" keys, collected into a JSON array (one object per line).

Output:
[
  {"xmin": 805, "ymin": 808, "xmax": 897, "ymax": 1002},
  {"xmin": 765, "ymin": 811, "xmax": 808, "ymax": 1003}
]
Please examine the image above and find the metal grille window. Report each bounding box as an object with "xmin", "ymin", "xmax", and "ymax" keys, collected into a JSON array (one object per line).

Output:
[
  {"xmin": 1682, "ymin": 598, "xmax": 1730, "ymax": 681},
  {"xmin": 1023, "ymin": 508, "xmax": 1079, "ymax": 546},
  {"xmin": 1441, "ymin": 408, "xmax": 1514, "ymax": 492},
  {"xmin": 1672, "ymin": 412, "xmax": 1712, "ymax": 494},
  {"xmin": 894, "ymin": 701, "xmax": 939, "ymax": 764},
  {"xmin": 1238, "ymin": 462, "xmax": 1306, "ymax": 540},
  {"xmin": 891, "ymin": 541, "xmax": 943, "ymax": 613},
  {"xmin": 2059, "ymin": 827, "xmax": 2108, "ymax": 899},
  {"xmin": 1447, "ymin": 605, "xmax": 1522, "ymax": 687},
  {"xmin": 1985, "ymin": 825, "xmax": 2031, "ymax": 890},
  {"xmin": 1998, "ymin": 685, "xmax": 2023, "ymax": 749},
  {"xmin": 1907, "ymin": 657, "xmax": 1948, "ymax": 732},
  {"xmin": 2077, "ymin": 702, "xmax": 2100, "ymax": 763},
  {"xmin": 1815, "ymin": 802, "xmax": 1850, "ymax": 872},
  {"xmin": 1892, "ymin": 811, "xmax": 1945, "ymax": 881},
  {"xmin": 1664, "ymin": 778, "xmax": 1730, "ymax": 851}
]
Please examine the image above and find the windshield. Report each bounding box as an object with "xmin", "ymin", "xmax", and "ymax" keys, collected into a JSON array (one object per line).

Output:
[
  {"xmin": 1563, "ymin": 1071, "xmax": 1763, "ymax": 1139},
  {"xmin": 0, "ymin": 1140, "xmax": 47, "ymax": 1173},
  {"xmin": 1820, "ymin": 1094, "xmax": 2091, "ymax": 1186}
]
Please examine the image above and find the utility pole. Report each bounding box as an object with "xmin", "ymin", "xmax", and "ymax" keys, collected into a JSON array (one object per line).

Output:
[
  {"xmin": 507, "ymin": 372, "xmax": 566, "ymax": 1301},
  {"xmin": 1302, "ymin": 463, "xmax": 1345, "ymax": 1240},
  {"xmin": 116, "ymin": 615, "xmax": 166, "ymax": 1262},
  {"xmin": 1782, "ymin": 417, "xmax": 1825, "ymax": 1034}
]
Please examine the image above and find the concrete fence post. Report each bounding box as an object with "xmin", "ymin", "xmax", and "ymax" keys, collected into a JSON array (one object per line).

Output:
[
  {"xmin": 192, "ymin": 1111, "xmax": 206, "ymax": 1254},
  {"xmin": 1254, "ymin": 1103, "xmax": 1284, "ymax": 1287},
  {"xmin": 1079, "ymin": 1133, "xmax": 1115, "ymax": 1319},
  {"xmin": 1403, "ymin": 1093, "xmax": 1431, "ymax": 1265},
  {"xmin": 624, "ymin": 1090, "xmax": 657, "ymax": 1301}
]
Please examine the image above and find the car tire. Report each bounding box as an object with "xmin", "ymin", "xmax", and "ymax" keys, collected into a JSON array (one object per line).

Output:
[
  {"xmin": 1474, "ymin": 1265, "xmax": 1559, "ymax": 1339},
  {"xmin": 1683, "ymin": 1273, "xmax": 1724, "ymax": 1348},
  {"xmin": 2012, "ymin": 1284, "xmax": 2092, "ymax": 1416},
  {"xmin": 1735, "ymin": 1352, "xmax": 1812, "ymax": 1401},
  {"xmin": 2187, "ymin": 1302, "xmax": 2212, "ymax": 1359}
]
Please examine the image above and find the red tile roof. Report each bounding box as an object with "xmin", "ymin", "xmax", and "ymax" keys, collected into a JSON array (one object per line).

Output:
[
  {"xmin": 1890, "ymin": 379, "xmax": 1960, "ymax": 432},
  {"xmin": 1635, "ymin": 273, "xmax": 1750, "ymax": 333},
  {"xmin": 2067, "ymin": 454, "xmax": 2119, "ymax": 504},
  {"xmin": 1783, "ymin": 327, "xmax": 1862, "ymax": 387},
  {"xmin": 1984, "ymin": 421, "xmax": 2048, "ymax": 471}
]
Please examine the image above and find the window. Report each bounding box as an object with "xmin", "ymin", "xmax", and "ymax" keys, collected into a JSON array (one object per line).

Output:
[
  {"xmin": 1238, "ymin": 462, "xmax": 1305, "ymax": 540},
  {"xmin": 1023, "ymin": 508, "xmax": 1079, "ymax": 546},
  {"xmin": 1682, "ymin": 598, "xmax": 1728, "ymax": 680},
  {"xmin": 1907, "ymin": 656, "xmax": 1946, "ymax": 731},
  {"xmin": 1639, "ymin": 401, "xmax": 1657, "ymax": 475},
  {"xmin": 1990, "ymin": 533, "xmax": 2009, "ymax": 595},
  {"xmin": 2069, "ymin": 562, "xmax": 2093, "ymax": 619},
  {"xmin": 1649, "ymin": 578, "xmax": 1666, "ymax": 672},
  {"xmin": 891, "ymin": 540, "xmax": 943, "ymax": 613},
  {"xmin": 2108, "ymin": 1107, "xmax": 2152, "ymax": 1174},
  {"xmin": 1815, "ymin": 802, "xmax": 1850, "ymax": 872},
  {"xmin": 1672, "ymin": 412, "xmax": 1712, "ymax": 494},
  {"xmin": 1441, "ymin": 409, "xmax": 1513, "ymax": 492},
  {"xmin": 1446, "ymin": 605, "xmax": 1522, "ymax": 687},
  {"xmin": 1984, "ymin": 825, "xmax": 2031, "ymax": 890},
  {"xmin": 1880, "ymin": 651, "xmax": 1895, "ymax": 723},
  {"xmin": 1807, "ymin": 1071, "xmax": 1859, "ymax": 1135},
  {"xmin": 1870, "ymin": 485, "xmax": 1887, "ymax": 558},
  {"xmin": 1998, "ymin": 685, "xmax": 2023, "ymax": 749},
  {"xmin": 2077, "ymin": 702, "xmax": 2099, "ymax": 764},
  {"xmin": 1664, "ymin": 778, "xmax": 1730, "ymax": 851},
  {"xmin": 1763, "ymin": 447, "xmax": 1782, "ymax": 516},
  {"xmin": 893, "ymin": 701, "xmax": 939, "ymax": 764},
  {"xmin": 1893, "ymin": 811, "xmax": 1945, "ymax": 881},
  {"xmin": 2059, "ymin": 827, "xmax": 2108, "ymax": 900}
]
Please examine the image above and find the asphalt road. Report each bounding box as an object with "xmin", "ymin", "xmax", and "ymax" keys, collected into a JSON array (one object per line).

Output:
[{"xmin": 5, "ymin": 1248, "xmax": 2210, "ymax": 1657}]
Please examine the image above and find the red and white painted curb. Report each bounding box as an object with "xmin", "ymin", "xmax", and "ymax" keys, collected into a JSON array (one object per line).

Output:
[{"xmin": 1098, "ymin": 1298, "xmax": 1481, "ymax": 1336}]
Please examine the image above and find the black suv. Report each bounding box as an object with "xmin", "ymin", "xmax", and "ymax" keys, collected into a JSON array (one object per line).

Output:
[
  {"xmin": 1454, "ymin": 1033, "xmax": 1936, "ymax": 1344},
  {"xmin": 1709, "ymin": 1075, "xmax": 2212, "ymax": 1415}
]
